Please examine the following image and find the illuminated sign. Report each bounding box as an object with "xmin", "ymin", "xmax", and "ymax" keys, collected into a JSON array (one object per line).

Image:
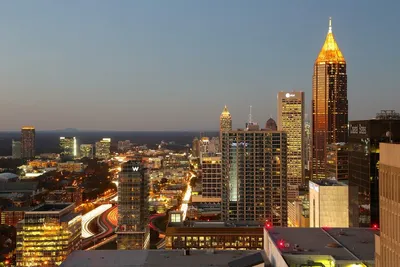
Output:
[
  {"xmin": 309, "ymin": 182, "xmax": 319, "ymax": 192},
  {"xmin": 350, "ymin": 124, "xmax": 367, "ymax": 135},
  {"xmin": 132, "ymin": 166, "xmax": 140, "ymax": 171},
  {"xmin": 285, "ymin": 93, "xmax": 295, "ymax": 98}
]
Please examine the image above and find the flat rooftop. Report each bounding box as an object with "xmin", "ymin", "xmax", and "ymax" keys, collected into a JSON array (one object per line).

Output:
[
  {"xmin": 310, "ymin": 179, "xmax": 346, "ymax": 186},
  {"xmin": 167, "ymin": 221, "xmax": 263, "ymax": 235},
  {"xmin": 30, "ymin": 203, "xmax": 72, "ymax": 212},
  {"xmin": 60, "ymin": 249, "xmax": 267, "ymax": 267},
  {"xmin": 266, "ymin": 227, "xmax": 376, "ymax": 261}
]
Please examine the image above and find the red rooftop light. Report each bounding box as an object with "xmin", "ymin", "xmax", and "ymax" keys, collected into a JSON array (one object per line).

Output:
[{"xmin": 372, "ymin": 224, "xmax": 379, "ymax": 229}]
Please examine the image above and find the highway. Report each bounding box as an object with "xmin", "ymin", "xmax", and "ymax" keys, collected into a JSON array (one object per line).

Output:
[
  {"xmin": 180, "ymin": 172, "xmax": 195, "ymax": 220},
  {"xmin": 82, "ymin": 204, "xmax": 112, "ymax": 238}
]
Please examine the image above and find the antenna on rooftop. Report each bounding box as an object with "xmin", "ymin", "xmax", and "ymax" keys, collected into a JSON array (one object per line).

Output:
[{"xmin": 248, "ymin": 106, "xmax": 253, "ymax": 123}]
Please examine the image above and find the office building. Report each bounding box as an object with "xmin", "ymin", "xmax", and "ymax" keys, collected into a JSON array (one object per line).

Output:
[
  {"xmin": 60, "ymin": 137, "xmax": 77, "ymax": 161},
  {"xmin": 304, "ymin": 121, "xmax": 311, "ymax": 171},
  {"xmin": 309, "ymin": 179, "xmax": 354, "ymax": 228},
  {"xmin": 16, "ymin": 203, "xmax": 81, "ymax": 267},
  {"xmin": 95, "ymin": 138, "xmax": 111, "ymax": 159},
  {"xmin": 166, "ymin": 215, "xmax": 264, "ymax": 250},
  {"xmin": 219, "ymin": 105, "xmax": 232, "ymax": 149},
  {"xmin": 375, "ymin": 143, "xmax": 400, "ymax": 267},
  {"xmin": 265, "ymin": 118, "xmax": 277, "ymax": 131},
  {"xmin": 117, "ymin": 160, "xmax": 150, "ymax": 250},
  {"xmin": 264, "ymin": 227, "xmax": 375, "ymax": 267},
  {"xmin": 348, "ymin": 110, "xmax": 400, "ymax": 227},
  {"xmin": 21, "ymin": 126, "xmax": 35, "ymax": 159},
  {"xmin": 0, "ymin": 207, "xmax": 31, "ymax": 227},
  {"xmin": 311, "ymin": 18, "xmax": 348, "ymax": 179},
  {"xmin": 192, "ymin": 137, "xmax": 201, "ymax": 158},
  {"xmin": 287, "ymin": 199, "xmax": 309, "ymax": 227},
  {"xmin": 277, "ymin": 91, "xmax": 305, "ymax": 186},
  {"xmin": 117, "ymin": 140, "xmax": 132, "ymax": 152},
  {"xmin": 12, "ymin": 140, "xmax": 22, "ymax": 159},
  {"xmin": 326, "ymin": 142, "xmax": 349, "ymax": 181},
  {"xmin": 222, "ymin": 124, "xmax": 287, "ymax": 225},
  {"xmin": 201, "ymin": 156, "xmax": 222, "ymax": 200},
  {"xmin": 80, "ymin": 144, "xmax": 93, "ymax": 158}
]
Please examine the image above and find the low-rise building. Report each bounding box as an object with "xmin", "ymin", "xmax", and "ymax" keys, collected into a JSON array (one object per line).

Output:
[
  {"xmin": 60, "ymin": 250, "xmax": 270, "ymax": 267},
  {"xmin": 165, "ymin": 214, "xmax": 264, "ymax": 250},
  {"xmin": 264, "ymin": 227, "xmax": 375, "ymax": 267},
  {"xmin": 57, "ymin": 162, "xmax": 84, "ymax": 173},
  {"xmin": 0, "ymin": 207, "xmax": 32, "ymax": 227}
]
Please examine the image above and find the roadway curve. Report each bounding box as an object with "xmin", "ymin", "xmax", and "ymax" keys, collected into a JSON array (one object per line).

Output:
[
  {"xmin": 149, "ymin": 213, "xmax": 166, "ymax": 233},
  {"xmin": 83, "ymin": 205, "xmax": 116, "ymax": 249},
  {"xmin": 107, "ymin": 206, "xmax": 118, "ymax": 227}
]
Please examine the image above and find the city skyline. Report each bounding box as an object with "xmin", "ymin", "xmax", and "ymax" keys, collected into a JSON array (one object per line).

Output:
[{"xmin": 0, "ymin": 1, "xmax": 399, "ymax": 131}]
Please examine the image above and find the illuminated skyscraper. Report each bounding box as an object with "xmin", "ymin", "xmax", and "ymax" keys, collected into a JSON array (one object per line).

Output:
[
  {"xmin": 95, "ymin": 138, "xmax": 111, "ymax": 159},
  {"xmin": 311, "ymin": 18, "xmax": 348, "ymax": 179},
  {"xmin": 21, "ymin": 126, "xmax": 35, "ymax": 159},
  {"xmin": 117, "ymin": 160, "xmax": 150, "ymax": 250},
  {"xmin": 12, "ymin": 140, "xmax": 22, "ymax": 159},
  {"xmin": 219, "ymin": 105, "xmax": 232, "ymax": 148},
  {"xmin": 277, "ymin": 91, "xmax": 305, "ymax": 186},
  {"xmin": 60, "ymin": 137, "xmax": 77, "ymax": 161},
  {"xmin": 80, "ymin": 144, "xmax": 94, "ymax": 159}
]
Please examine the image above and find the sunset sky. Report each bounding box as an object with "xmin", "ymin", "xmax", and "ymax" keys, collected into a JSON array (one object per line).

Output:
[{"xmin": 0, "ymin": 1, "xmax": 398, "ymax": 130}]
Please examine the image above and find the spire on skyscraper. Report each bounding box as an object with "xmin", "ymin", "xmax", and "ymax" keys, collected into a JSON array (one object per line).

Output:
[
  {"xmin": 316, "ymin": 17, "xmax": 345, "ymax": 63},
  {"xmin": 221, "ymin": 105, "xmax": 231, "ymax": 117}
]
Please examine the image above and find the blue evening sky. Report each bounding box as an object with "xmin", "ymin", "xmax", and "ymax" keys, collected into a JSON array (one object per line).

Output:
[{"xmin": 0, "ymin": 1, "xmax": 398, "ymax": 131}]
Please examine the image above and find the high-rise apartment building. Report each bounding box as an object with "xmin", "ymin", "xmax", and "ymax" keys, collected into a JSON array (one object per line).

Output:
[
  {"xmin": 60, "ymin": 137, "xmax": 77, "ymax": 161},
  {"xmin": 311, "ymin": 18, "xmax": 348, "ymax": 179},
  {"xmin": 348, "ymin": 110, "xmax": 400, "ymax": 227},
  {"xmin": 309, "ymin": 179, "xmax": 354, "ymax": 227},
  {"xmin": 16, "ymin": 203, "xmax": 81, "ymax": 267},
  {"xmin": 95, "ymin": 138, "xmax": 111, "ymax": 159},
  {"xmin": 326, "ymin": 142, "xmax": 349, "ymax": 180},
  {"xmin": 201, "ymin": 156, "xmax": 222, "ymax": 199},
  {"xmin": 21, "ymin": 126, "xmax": 35, "ymax": 159},
  {"xmin": 117, "ymin": 160, "xmax": 150, "ymax": 250},
  {"xmin": 304, "ymin": 121, "xmax": 311, "ymax": 171},
  {"xmin": 219, "ymin": 106, "xmax": 232, "ymax": 149},
  {"xmin": 277, "ymin": 91, "xmax": 305, "ymax": 186},
  {"xmin": 222, "ymin": 125, "xmax": 287, "ymax": 226},
  {"xmin": 80, "ymin": 144, "xmax": 93, "ymax": 159},
  {"xmin": 375, "ymin": 143, "xmax": 400, "ymax": 267},
  {"xmin": 12, "ymin": 140, "xmax": 22, "ymax": 159}
]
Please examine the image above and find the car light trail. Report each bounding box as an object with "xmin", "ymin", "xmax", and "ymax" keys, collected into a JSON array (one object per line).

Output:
[{"xmin": 82, "ymin": 204, "xmax": 112, "ymax": 238}]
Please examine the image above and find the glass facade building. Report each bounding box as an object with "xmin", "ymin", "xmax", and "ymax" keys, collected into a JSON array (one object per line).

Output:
[
  {"xmin": 348, "ymin": 112, "xmax": 400, "ymax": 227},
  {"xmin": 219, "ymin": 106, "xmax": 232, "ymax": 150},
  {"xmin": 79, "ymin": 144, "xmax": 93, "ymax": 159},
  {"xmin": 116, "ymin": 160, "xmax": 150, "ymax": 250},
  {"xmin": 95, "ymin": 138, "xmax": 111, "ymax": 159},
  {"xmin": 312, "ymin": 18, "xmax": 348, "ymax": 179},
  {"xmin": 326, "ymin": 142, "xmax": 349, "ymax": 181},
  {"xmin": 221, "ymin": 128, "xmax": 287, "ymax": 226},
  {"xmin": 59, "ymin": 137, "xmax": 77, "ymax": 161},
  {"xmin": 16, "ymin": 203, "xmax": 81, "ymax": 267},
  {"xmin": 277, "ymin": 91, "xmax": 305, "ymax": 186}
]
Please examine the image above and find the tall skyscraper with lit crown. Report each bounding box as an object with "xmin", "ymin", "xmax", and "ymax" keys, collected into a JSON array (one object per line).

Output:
[
  {"xmin": 220, "ymin": 105, "xmax": 232, "ymax": 148},
  {"xmin": 311, "ymin": 18, "xmax": 348, "ymax": 179}
]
